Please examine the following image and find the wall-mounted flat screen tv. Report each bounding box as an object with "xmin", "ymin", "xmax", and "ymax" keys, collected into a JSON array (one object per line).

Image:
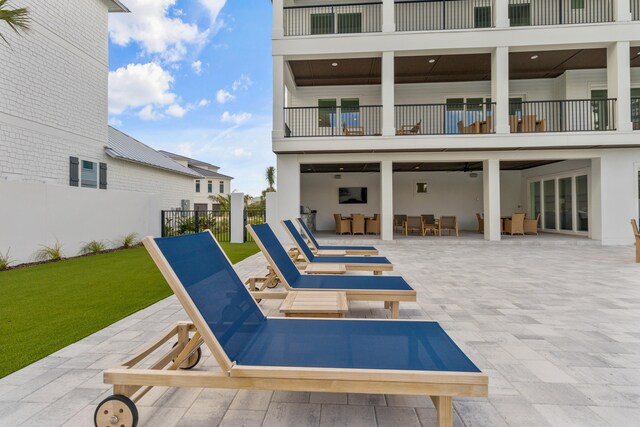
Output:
[{"xmin": 339, "ymin": 187, "xmax": 367, "ymax": 204}]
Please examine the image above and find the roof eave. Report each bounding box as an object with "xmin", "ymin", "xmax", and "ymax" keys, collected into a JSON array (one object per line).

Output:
[
  {"xmin": 105, "ymin": 148, "xmax": 203, "ymax": 178},
  {"xmin": 107, "ymin": 0, "xmax": 130, "ymax": 13}
]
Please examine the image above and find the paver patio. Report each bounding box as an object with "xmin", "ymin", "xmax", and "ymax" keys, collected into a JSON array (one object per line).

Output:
[{"xmin": 1, "ymin": 235, "xmax": 640, "ymax": 426}]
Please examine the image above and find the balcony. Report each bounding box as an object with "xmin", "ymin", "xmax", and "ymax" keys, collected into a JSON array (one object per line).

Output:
[
  {"xmin": 395, "ymin": 102, "xmax": 495, "ymax": 135},
  {"xmin": 633, "ymin": 97, "xmax": 640, "ymax": 129},
  {"xmin": 633, "ymin": 0, "xmax": 640, "ymax": 21},
  {"xmin": 283, "ymin": 2, "xmax": 382, "ymax": 37},
  {"xmin": 507, "ymin": 99, "xmax": 617, "ymax": 133},
  {"xmin": 395, "ymin": 0, "xmax": 493, "ymax": 32},
  {"xmin": 507, "ymin": 0, "xmax": 613, "ymax": 26},
  {"xmin": 284, "ymin": 106, "xmax": 382, "ymax": 137}
]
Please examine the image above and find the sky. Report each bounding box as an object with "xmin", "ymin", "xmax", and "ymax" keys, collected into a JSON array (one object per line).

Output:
[{"xmin": 107, "ymin": 0, "xmax": 274, "ymax": 196}]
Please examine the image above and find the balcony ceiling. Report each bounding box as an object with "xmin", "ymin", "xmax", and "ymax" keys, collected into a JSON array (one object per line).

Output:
[
  {"xmin": 290, "ymin": 48, "xmax": 640, "ymax": 87},
  {"xmin": 301, "ymin": 161, "xmax": 560, "ymax": 173}
]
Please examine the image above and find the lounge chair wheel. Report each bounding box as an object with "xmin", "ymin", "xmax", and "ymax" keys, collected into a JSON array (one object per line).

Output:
[
  {"xmin": 267, "ymin": 282, "xmax": 278, "ymax": 289},
  {"xmin": 94, "ymin": 394, "xmax": 138, "ymax": 427},
  {"xmin": 172, "ymin": 342, "xmax": 202, "ymax": 369}
]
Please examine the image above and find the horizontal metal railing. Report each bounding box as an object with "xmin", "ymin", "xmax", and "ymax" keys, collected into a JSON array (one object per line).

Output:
[
  {"xmin": 508, "ymin": 0, "xmax": 613, "ymax": 26},
  {"xmin": 244, "ymin": 209, "xmax": 266, "ymax": 242},
  {"xmin": 632, "ymin": 97, "xmax": 640, "ymax": 130},
  {"xmin": 509, "ymin": 99, "xmax": 617, "ymax": 133},
  {"xmin": 284, "ymin": 106, "xmax": 382, "ymax": 137},
  {"xmin": 395, "ymin": 103, "xmax": 495, "ymax": 135},
  {"xmin": 395, "ymin": 0, "xmax": 493, "ymax": 31},
  {"xmin": 283, "ymin": 2, "xmax": 382, "ymax": 36},
  {"xmin": 633, "ymin": 0, "xmax": 640, "ymax": 20}
]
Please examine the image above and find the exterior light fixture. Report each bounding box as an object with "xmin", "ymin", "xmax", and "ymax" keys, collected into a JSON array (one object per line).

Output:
[{"xmin": 331, "ymin": 62, "xmax": 338, "ymax": 67}]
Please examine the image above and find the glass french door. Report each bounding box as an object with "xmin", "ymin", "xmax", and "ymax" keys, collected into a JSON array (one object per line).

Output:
[
  {"xmin": 543, "ymin": 180, "xmax": 556, "ymax": 230},
  {"xmin": 531, "ymin": 174, "xmax": 589, "ymax": 233}
]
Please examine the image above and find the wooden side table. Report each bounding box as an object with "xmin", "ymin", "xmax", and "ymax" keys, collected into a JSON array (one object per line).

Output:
[{"xmin": 280, "ymin": 291, "xmax": 348, "ymax": 318}]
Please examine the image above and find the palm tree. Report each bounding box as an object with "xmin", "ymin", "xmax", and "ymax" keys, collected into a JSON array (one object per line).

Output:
[
  {"xmin": 0, "ymin": 0, "xmax": 30, "ymax": 46},
  {"xmin": 265, "ymin": 166, "xmax": 276, "ymax": 192},
  {"xmin": 209, "ymin": 194, "xmax": 231, "ymax": 211}
]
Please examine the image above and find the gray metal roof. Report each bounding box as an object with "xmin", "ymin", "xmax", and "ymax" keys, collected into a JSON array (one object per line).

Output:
[
  {"xmin": 106, "ymin": 127, "xmax": 202, "ymax": 178},
  {"xmin": 107, "ymin": 0, "xmax": 129, "ymax": 13},
  {"xmin": 189, "ymin": 165, "xmax": 234, "ymax": 180},
  {"xmin": 159, "ymin": 150, "xmax": 221, "ymax": 170}
]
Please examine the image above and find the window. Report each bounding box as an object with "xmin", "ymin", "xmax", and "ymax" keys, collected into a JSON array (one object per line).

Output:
[
  {"xmin": 509, "ymin": 4, "xmax": 531, "ymax": 27},
  {"xmin": 318, "ymin": 99, "xmax": 337, "ymax": 128},
  {"xmin": 631, "ymin": 88, "xmax": 640, "ymax": 128},
  {"xmin": 529, "ymin": 181, "xmax": 541, "ymax": 220},
  {"xmin": 207, "ymin": 181, "xmax": 213, "ymax": 193},
  {"xmin": 337, "ymin": 13, "xmax": 361, "ymax": 33},
  {"xmin": 311, "ymin": 13, "xmax": 334, "ymax": 35},
  {"xmin": 543, "ymin": 179, "xmax": 556, "ymax": 230},
  {"xmin": 219, "ymin": 181, "xmax": 225, "ymax": 194},
  {"xmin": 571, "ymin": 0, "xmax": 585, "ymax": 9},
  {"xmin": 445, "ymin": 97, "xmax": 491, "ymax": 133},
  {"xmin": 591, "ymin": 90, "xmax": 609, "ymax": 131},
  {"xmin": 81, "ymin": 160, "xmax": 97, "ymax": 188},
  {"xmin": 195, "ymin": 180, "xmax": 201, "ymax": 193},
  {"xmin": 576, "ymin": 175, "xmax": 589, "ymax": 232},
  {"xmin": 509, "ymin": 97, "xmax": 524, "ymax": 117},
  {"xmin": 341, "ymin": 98, "xmax": 360, "ymax": 127},
  {"xmin": 559, "ymin": 177, "xmax": 573, "ymax": 231},
  {"xmin": 474, "ymin": 6, "xmax": 491, "ymax": 28}
]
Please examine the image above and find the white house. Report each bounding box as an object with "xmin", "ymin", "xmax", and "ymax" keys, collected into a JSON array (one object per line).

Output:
[
  {"xmin": 0, "ymin": 0, "xmax": 199, "ymax": 263},
  {"xmin": 159, "ymin": 151, "xmax": 234, "ymax": 211},
  {"xmin": 271, "ymin": 0, "xmax": 640, "ymax": 245}
]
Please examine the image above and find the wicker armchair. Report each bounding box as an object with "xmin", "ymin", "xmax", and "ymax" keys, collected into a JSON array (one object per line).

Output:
[
  {"xmin": 366, "ymin": 213, "xmax": 380, "ymax": 235},
  {"xmin": 524, "ymin": 213, "xmax": 540, "ymax": 235},
  {"xmin": 504, "ymin": 213, "xmax": 525, "ymax": 236},
  {"xmin": 439, "ymin": 216, "xmax": 458, "ymax": 237},
  {"xmin": 334, "ymin": 214, "xmax": 351, "ymax": 235},
  {"xmin": 352, "ymin": 214, "xmax": 365, "ymax": 235}
]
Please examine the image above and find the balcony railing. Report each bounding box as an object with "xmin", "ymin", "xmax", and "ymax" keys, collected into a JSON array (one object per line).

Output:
[
  {"xmin": 632, "ymin": 97, "xmax": 640, "ymax": 130},
  {"xmin": 508, "ymin": 0, "xmax": 613, "ymax": 27},
  {"xmin": 283, "ymin": 2, "xmax": 382, "ymax": 37},
  {"xmin": 284, "ymin": 106, "xmax": 382, "ymax": 137},
  {"xmin": 395, "ymin": 0, "xmax": 493, "ymax": 31},
  {"xmin": 509, "ymin": 99, "xmax": 617, "ymax": 133},
  {"xmin": 395, "ymin": 102, "xmax": 495, "ymax": 135},
  {"xmin": 633, "ymin": 0, "xmax": 640, "ymax": 20}
]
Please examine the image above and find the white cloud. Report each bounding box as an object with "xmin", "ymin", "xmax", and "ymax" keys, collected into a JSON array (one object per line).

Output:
[
  {"xmin": 176, "ymin": 143, "xmax": 193, "ymax": 158},
  {"xmin": 138, "ymin": 105, "xmax": 163, "ymax": 121},
  {"xmin": 221, "ymin": 111, "xmax": 252, "ymax": 125},
  {"xmin": 166, "ymin": 104, "xmax": 188, "ymax": 118},
  {"xmin": 109, "ymin": 0, "xmax": 210, "ymax": 62},
  {"xmin": 109, "ymin": 63, "xmax": 176, "ymax": 115},
  {"xmin": 231, "ymin": 74, "xmax": 252, "ymax": 92},
  {"xmin": 199, "ymin": 0, "xmax": 227, "ymax": 28},
  {"xmin": 108, "ymin": 117, "xmax": 123, "ymax": 127},
  {"xmin": 198, "ymin": 99, "xmax": 210, "ymax": 107},
  {"xmin": 232, "ymin": 148, "xmax": 252, "ymax": 158},
  {"xmin": 191, "ymin": 60, "xmax": 203, "ymax": 75},
  {"xmin": 216, "ymin": 89, "xmax": 235, "ymax": 104}
]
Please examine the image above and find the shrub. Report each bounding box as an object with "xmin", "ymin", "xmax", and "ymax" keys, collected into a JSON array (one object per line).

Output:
[
  {"xmin": 0, "ymin": 248, "xmax": 13, "ymax": 271},
  {"xmin": 115, "ymin": 232, "xmax": 139, "ymax": 249},
  {"xmin": 33, "ymin": 241, "xmax": 64, "ymax": 262},
  {"xmin": 80, "ymin": 240, "xmax": 108, "ymax": 255}
]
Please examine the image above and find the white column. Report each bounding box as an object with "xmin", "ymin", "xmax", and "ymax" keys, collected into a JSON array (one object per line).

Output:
[
  {"xmin": 483, "ymin": 159, "xmax": 501, "ymax": 241},
  {"xmin": 382, "ymin": 51, "xmax": 396, "ymax": 137},
  {"xmin": 380, "ymin": 160, "xmax": 394, "ymax": 241},
  {"xmin": 272, "ymin": 0, "xmax": 285, "ymax": 38},
  {"xmin": 614, "ymin": 0, "xmax": 632, "ymax": 22},
  {"xmin": 491, "ymin": 47, "xmax": 510, "ymax": 134},
  {"xmin": 493, "ymin": 0, "xmax": 510, "ymax": 28},
  {"xmin": 230, "ymin": 192, "xmax": 245, "ymax": 243},
  {"xmin": 382, "ymin": 0, "xmax": 395, "ymax": 33},
  {"xmin": 276, "ymin": 155, "xmax": 300, "ymax": 242},
  {"xmin": 273, "ymin": 55, "xmax": 285, "ymax": 140},
  {"xmin": 608, "ymin": 41, "xmax": 633, "ymax": 132}
]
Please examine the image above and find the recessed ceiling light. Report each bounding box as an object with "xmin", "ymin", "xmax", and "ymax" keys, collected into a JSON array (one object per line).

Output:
[
  {"xmin": 331, "ymin": 62, "xmax": 338, "ymax": 67},
  {"xmin": 339, "ymin": 167, "xmax": 344, "ymax": 171},
  {"xmin": 414, "ymin": 166, "xmax": 420, "ymax": 170},
  {"xmin": 530, "ymin": 55, "xmax": 539, "ymax": 60},
  {"xmin": 428, "ymin": 59, "xmax": 436, "ymax": 64}
]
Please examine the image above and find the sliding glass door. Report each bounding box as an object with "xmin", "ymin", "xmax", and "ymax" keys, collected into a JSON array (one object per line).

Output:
[
  {"xmin": 559, "ymin": 177, "xmax": 573, "ymax": 231},
  {"xmin": 530, "ymin": 173, "xmax": 589, "ymax": 234}
]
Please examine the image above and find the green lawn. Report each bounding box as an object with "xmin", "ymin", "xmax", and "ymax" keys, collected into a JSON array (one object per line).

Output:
[{"xmin": 0, "ymin": 242, "xmax": 259, "ymax": 379}]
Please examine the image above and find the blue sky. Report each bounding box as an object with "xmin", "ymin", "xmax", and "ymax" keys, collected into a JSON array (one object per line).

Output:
[{"xmin": 107, "ymin": 0, "xmax": 274, "ymax": 196}]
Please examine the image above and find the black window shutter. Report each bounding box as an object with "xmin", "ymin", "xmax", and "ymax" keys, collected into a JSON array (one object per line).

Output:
[
  {"xmin": 99, "ymin": 162, "xmax": 107, "ymax": 190},
  {"xmin": 69, "ymin": 156, "xmax": 79, "ymax": 187}
]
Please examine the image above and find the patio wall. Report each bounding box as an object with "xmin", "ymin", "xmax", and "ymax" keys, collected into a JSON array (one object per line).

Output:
[{"xmin": 301, "ymin": 170, "xmax": 523, "ymax": 232}]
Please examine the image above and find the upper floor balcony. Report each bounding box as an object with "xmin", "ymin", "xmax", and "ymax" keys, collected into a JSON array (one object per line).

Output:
[{"xmin": 280, "ymin": 0, "xmax": 639, "ymax": 37}]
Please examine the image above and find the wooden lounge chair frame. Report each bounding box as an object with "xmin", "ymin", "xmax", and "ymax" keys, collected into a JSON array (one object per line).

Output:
[
  {"xmin": 247, "ymin": 225, "xmax": 414, "ymax": 318},
  {"xmin": 281, "ymin": 220, "xmax": 393, "ymax": 275},
  {"xmin": 96, "ymin": 232, "xmax": 487, "ymax": 427},
  {"xmin": 297, "ymin": 217, "xmax": 379, "ymax": 255}
]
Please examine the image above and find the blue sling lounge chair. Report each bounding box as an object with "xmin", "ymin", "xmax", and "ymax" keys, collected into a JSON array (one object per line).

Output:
[
  {"xmin": 281, "ymin": 220, "xmax": 393, "ymax": 275},
  {"xmin": 296, "ymin": 217, "xmax": 379, "ymax": 256},
  {"xmin": 247, "ymin": 223, "xmax": 416, "ymax": 318},
  {"xmin": 97, "ymin": 231, "xmax": 488, "ymax": 427}
]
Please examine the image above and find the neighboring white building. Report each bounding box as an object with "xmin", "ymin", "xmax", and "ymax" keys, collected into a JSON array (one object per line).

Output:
[
  {"xmin": 0, "ymin": 0, "xmax": 198, "ymax": 263},
  {"xmin": 271, "ymin": 0, "xmax": 640, "ymax": 245},
  {"xmin": 160, "ymin": 151, "xmax": 234, "ymax": 211}
]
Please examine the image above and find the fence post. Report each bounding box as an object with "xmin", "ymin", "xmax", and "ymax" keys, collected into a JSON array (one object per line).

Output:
[
  {"xmin": 161, "ymin": 210, "xmax": 166, "ymax": 237},
  {"xmin": 230, "ymin": 193, "xmax": 245, "ymax": 243}
]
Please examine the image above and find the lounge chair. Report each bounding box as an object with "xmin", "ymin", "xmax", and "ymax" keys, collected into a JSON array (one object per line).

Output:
[
  {"xmin": 247, "ymin": 224, "xmax": 415, "ymax": 318},
  {"xmin": 282, "ymin": 220, "xmax": 393, "ymax": 275},
  {"xmin": 96, "ymin": 231, "xmax": 488, "ymax": 427},
  {"xmin": 397, "ymin": 119, "xmax": 421, "ymax": 135},
  {"xmin": 296, "ymin": 217, "xmax": 378, "ymax": 255}
]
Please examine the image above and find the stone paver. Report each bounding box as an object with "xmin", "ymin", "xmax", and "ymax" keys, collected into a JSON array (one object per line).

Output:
[{"xmin": 1, "ymin": 234, "xmax": 639, "ymax": 426}]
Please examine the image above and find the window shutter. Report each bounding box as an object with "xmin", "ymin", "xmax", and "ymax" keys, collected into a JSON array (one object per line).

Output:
[
  {"xmin": 99, "ymin": 162, "xmax": 107, "ymax": 190},
  {"xmin": 69, "ymin": 156, "xmax": 79, "ymax": 187}
]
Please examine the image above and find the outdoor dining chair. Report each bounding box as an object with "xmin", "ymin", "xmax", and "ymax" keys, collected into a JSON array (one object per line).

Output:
[{"xmin": 296, "ymin": 217, "xmax": 378, "ymax": 255}]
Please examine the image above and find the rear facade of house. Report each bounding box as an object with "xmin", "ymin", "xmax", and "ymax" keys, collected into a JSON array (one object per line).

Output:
[{"xmin": 272, "ymin": 0, "xmax": 640, "ymax": 244}]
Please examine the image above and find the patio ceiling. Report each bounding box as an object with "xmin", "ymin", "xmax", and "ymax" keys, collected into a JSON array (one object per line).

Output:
[
  {"xmin": 301, "ymin": 161, "xmax": 561, "ymax": 173},
  {"xmin": 289, "ymin": 48, "xmax": 640, "ymax": 87}
]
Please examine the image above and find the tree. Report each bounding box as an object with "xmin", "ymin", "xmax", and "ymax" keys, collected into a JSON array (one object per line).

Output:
[
  {"xmin": 208, "ymin": 194, "xmax": 231, "ymax": 211},
  {"xmin": 0, "ymin": 0, "xmax": 29, "ymax": 46},
  {"xmin": 265, "ymin": 166, "xmax": 276, "ymax": 192}
]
